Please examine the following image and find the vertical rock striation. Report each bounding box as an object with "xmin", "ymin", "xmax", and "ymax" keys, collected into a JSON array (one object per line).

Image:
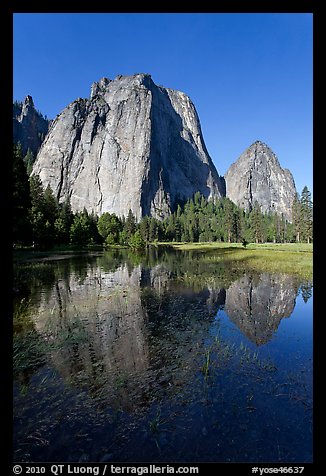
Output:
[
  {"xmin": 224, "ymin": 141, "xmax": 297, "ymax": 221},
  {"xmin": 32, "ymin": 73, "xmax": 225, "ymax": 219}
]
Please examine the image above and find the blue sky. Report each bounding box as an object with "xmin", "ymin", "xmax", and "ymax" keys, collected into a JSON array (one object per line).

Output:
[{"xmin": 13, "ymin": 13, "xmax": 313, "ymax": 195}]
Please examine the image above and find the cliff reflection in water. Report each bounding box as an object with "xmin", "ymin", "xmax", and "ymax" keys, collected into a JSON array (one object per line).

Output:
[
  {"xmin": 224, "ymin": 273, "xmax": 298, "ymax": 345},
  {"xmin": 33, "ymin": 263, "xmax": 151, "ymax": 411},
  {"xmin": 25, "ymin": 254, "xmax": 301, "ymax": 411}
]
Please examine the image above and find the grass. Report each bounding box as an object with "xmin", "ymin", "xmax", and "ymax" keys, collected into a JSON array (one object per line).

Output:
[
  {"xmin": 202, "ymin": 349, "xmax": 211, "ymax": 381},
  {"xmin": 165, "ymin": 241, "xmax": 312, "ymax": 253},
  {"xmin": 149, "ymin": 407, "xmax": 168, "ymax": 434},
  {"xmin": 159, "ymin": 242, "xmax": 313, "ymax": 279},
  {"xmin": 200, "ymin": 337, "xmax": 279, "ymax": 388},
  {"xmin": 13, "ymin": 328, "xmax": 47, "ymax": 375}
]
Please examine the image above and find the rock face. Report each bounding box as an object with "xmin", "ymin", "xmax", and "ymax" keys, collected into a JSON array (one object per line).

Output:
[
  {"xmin": 13, "ymin": 95, "xmax": 50, "ymax": 155},
  {"xmin": 224, "ymin": 141, "xmax": 297, "ymax": 221},
  {"xmin": 32, "ymin": 73, "xmax": 225, "ymax": 220}
]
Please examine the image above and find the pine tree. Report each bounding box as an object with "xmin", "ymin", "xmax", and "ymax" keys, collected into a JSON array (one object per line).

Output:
[
  {"xmin": 149, "ymin": 217, "xmax": 158, "ymax": 242},
  {"xmin": 124, "ymin": 209, "xmax": 136, "ymax": 237},
  {"xmin": 233, "ymin": 208, "xmax": 242, "ymax": 242},
  {"xmin": 184, "ymin": 198, "xmax": 199, "ymax": 242},
  {"xmin": 23, "ymin": 148, "xmax": 35, "ymax": 176},
  {"xmin": 57, "ymin": 198, "xmax": 74, "ymax": 243},
  {"xmin": 28, "ymin": 174, "xmax": 47, "ymax": 246},
  {"xmin": 29, "ymin": 183, "xmax": 60, "ymax": 246},
  {"xmin": 139, "ymin": 216, "xmax": 150, "ymax": 243},
  {"xmin": 300, "ymin": 186, "xmax": 313, "ymax": 244},
  {"xmin": 43, "ymin": 185, "xmax": 59, "ymax": 224},
  {"xmin": 29, "ymin": 174, "xmax": 46, "ymax": 210},
  {"xmin": 223, "ymin": 198, "xmax": 240, "ymax": 243},
  {"xmin": 13, "ymin": 144, "xmax": 31, "ymax": 244},
  {"xmin": 279, "ymin": 214, "xmax": 288, "ymax": 243},
  {"xmin": 291, "ymin": 194, "xmax": 301, "ymax": 242},
  {"xmin": 268, "ymin": 212, "xmax": 287, "ymax": 243},
  {"xmin": 175, "ymin": 206, "xmax": 182, "ymax": 241},
  {"xmin": 200, "ymin": 195, "xmax": 207, "ymax": 211},
  {"xmin": 250, "ymin": 202, "xmax": 264, "ymax": 244},
  {"xmin": 165, "ymin": 214, "xmax": 177, "ymax": 241},
  {"xmin": 87, "ymin": 210, "xmax": 102, "ymax": 244}
]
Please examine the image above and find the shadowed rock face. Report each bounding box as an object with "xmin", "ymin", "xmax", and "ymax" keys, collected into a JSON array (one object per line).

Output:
[
  {"xmin": 224, "ymin": 273, "xmax": 298, "ymax": 345},
  {"xmin": 224, "ymin": 141, "xmax": 297, "ymax": 221},
  {"xmin": 13, "ymin": 96, "xmax": 50, "ymax": 156},
  {"xmin": 32, "ymin": 73, "xmax": 224, "ymax": 220}
]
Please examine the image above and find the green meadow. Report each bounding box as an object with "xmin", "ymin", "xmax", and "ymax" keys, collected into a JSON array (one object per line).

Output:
[{"xmin": 163, "ymin": 242, "xmax": 313, "ymax": 279}]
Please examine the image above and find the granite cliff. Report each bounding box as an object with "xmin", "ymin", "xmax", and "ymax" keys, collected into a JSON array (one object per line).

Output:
[
  {"xmin": 28, "ymin": 76, "xmax": 298, "ymax": 221},
  {"xmin": 32, "ymin": 73, "xmax": 225, "ymax": 220},
  {"xmin": 224, "ymin": 141, "xmax": 297, "ymax": 222}
]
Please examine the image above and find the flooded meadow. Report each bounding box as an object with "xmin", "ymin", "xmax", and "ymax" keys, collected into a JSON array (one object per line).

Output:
[{"xmin": 13, "ymin": 248, "xmax": 313, "ymax": 463}]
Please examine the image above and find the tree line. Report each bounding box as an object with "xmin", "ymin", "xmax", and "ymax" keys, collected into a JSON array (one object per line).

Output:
[{"xmin": 13, "ymin": 143, "xmax": 313, "ymax": 249}]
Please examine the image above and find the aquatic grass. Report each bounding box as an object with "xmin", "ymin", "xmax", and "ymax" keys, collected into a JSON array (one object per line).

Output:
[
  {"xmin": 202, "ymin": 349, "xmax": 211, "ymax": 380},
  {"xmin": 13, "ymin": 261, "xmax": 58, "ymax": 290},
  {"xmin": 13, "ymin": 249, "xmax": 312, "ymax": 462},
  {"xmin": 198, "ymin": 336, "xmax": 278, "ymax": 387},
  {"xmin": 13, "ymin": 297, "xmax": 31, "ymax": 320},
  {"xmin": 13, "ymin": 297, "xmax": 49, "ymax": 376},
  {"xmin": 234, "ymin": 342, "xmax": 277, "ymax": 372},
  {"xmin": 115, "ymin": 373, "xmax": 128, "ymax": 388},
  {"xmin": 149, "ymin": 407, "xmax": 169, "ymax": 434},
  {"xmin": 168, "ymin": 242, "xmax": 313, "ymax": 253},
  {"xmin": 221, "ymin": 249, "xmax": 312, "ymax": 279},
  {"xmin": 13, "ymin": 330, "xmax": 47, "ymax": 375},
  {"xmin": 13, "ymin": 297, "xmax": 34, "ymax": 333},
  {"xmin": 54, "ymin": 324, "xmax": 89, "ymax": 347},
  {"xmin": 166, "ymin": 242, "xmax": 313, "ymax": 279}
]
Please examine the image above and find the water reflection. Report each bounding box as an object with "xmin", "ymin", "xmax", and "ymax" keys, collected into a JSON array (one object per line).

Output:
[
  {"xmin": 13, "ymin": 250, "xmax": 312, "ymax": 462},
  {"xmin": 224, "ymin": 273, "xmax": 297, "ymax": 345},
  {"xmin": 33, "ymin": 264, "xmax": 150, "ymax": 411},
  {"xmin": 17, "ymin": 254, "xmax": 303, "ymax": 406}
]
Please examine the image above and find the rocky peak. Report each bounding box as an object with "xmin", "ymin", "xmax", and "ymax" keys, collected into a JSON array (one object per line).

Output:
[
  {"xmin": 13, "ymin": 95, "xmax": 50, "ymax": 156},
  {"xmin": 90, "ymin": 73, "xmax": 154, "ymax": 100},
  {"xmin": 32, "ymin": 74, "xmax": 224, "ymax": 219},
  {"xmin": 20, "ymin": 95, "xmax": 35, "ymax": 118},
  {"xmin": 246, "ymin": 140, "xmax": 282, "ymax": 167},
  {"xmin": 224, "ymin": 140, "xmax": 297, "ymax": 221},
  {"xmin": 90, "ymin": 77, "xmax": 111, "ymax": 99}
]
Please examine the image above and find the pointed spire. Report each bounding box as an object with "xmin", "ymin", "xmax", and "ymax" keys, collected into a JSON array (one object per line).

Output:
[{"xmin": 20, "ymin": 95, "xmax": 35, "ymax": 118}]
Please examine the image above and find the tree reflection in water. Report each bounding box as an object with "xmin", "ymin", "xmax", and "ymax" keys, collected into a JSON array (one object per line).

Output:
[{"xmin": 13, "ymin": 249, "xmax": 312, "ymax": 463}]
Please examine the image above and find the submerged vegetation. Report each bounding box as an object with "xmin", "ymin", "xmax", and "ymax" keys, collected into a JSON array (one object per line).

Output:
[
  {"xmin": 169, "ymin": 242, "xmax": 313, "ymax": 279},
  {"xmin": 13, "ymin": 249, "xmax": 312, "ymax": 462}
]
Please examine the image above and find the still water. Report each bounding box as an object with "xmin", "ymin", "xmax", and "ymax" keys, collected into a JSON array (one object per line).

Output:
[{"xmin": 13, "ymin": 248, "xmax": 313, "ymax": 463}]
